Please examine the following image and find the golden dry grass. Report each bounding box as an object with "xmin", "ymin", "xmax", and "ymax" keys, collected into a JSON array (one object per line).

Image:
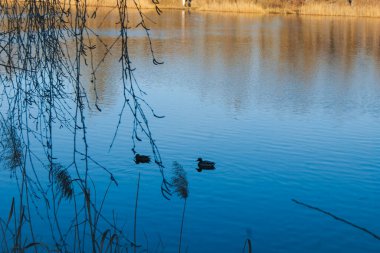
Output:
[
  {"xmin": 20, "ymin": 0, "xmax": 380, "ymax": 17},
  {"xmin": 193, "ymin": 0, "xmax": 380, "ymax": 17},
  {"xmin": 299, "ymin": 2, "xmax": 380, "ymax": 17},
  {"xmin": 84, "ymin": 0, "xmax": 155, "ymax": 8},
  {"xmin": 194, "ymin": 0, "xmax": 265, "ymax": 13}
]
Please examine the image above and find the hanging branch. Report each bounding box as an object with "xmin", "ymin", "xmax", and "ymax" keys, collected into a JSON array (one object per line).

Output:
[{"xmin": 0, "ymin": 0, "xmax": 167, "ymax": 251}]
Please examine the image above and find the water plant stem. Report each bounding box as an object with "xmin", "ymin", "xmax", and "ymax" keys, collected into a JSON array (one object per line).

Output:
[
  {"xmin": 179, "ymin": 198, "xmax": 187, "ymax": 253},
  {"xmin": 134, "ymin": 172, "xmax": 141, "ymax": 253}
]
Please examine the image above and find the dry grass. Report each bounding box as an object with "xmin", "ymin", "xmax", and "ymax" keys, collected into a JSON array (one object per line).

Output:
[
  {"xmin": 78, "ymin": 0, "xmax": 155, "ymax": 8},
  {"xmin": 195, "ymin": 0, "xmax": 265, "ymax": 13},
  {"xmin": 43, "ymin": 0, "xmax": 380, "ymax": 17},
  {"xmin": 195, "ymin": 0, "xmax": 380, "ymax": 17},
  {"xmin": 84, "ymin": 0, "xmax": 182, "ymax": 9},
  {"xmin": 299, "ymin": 1, "xmax": 380, "ymax": 17}
]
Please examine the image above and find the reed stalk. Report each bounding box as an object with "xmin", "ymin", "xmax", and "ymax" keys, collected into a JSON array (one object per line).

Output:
[
  {"xmin": 171, "ymin": 162, "xmax": 189, "ymax": 253},
  {"xmin": 178, "ymin": 198, "xmax": 187, "ymax": 253},
  {"xmin": 134, "ymin": 172, "xmax": 141, "ymax": 253}
]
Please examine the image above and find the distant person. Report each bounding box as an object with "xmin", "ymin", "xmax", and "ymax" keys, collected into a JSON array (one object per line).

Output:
[{"xmin": 185, "ymin": 0, "xmax": 191, "ymax": 7}]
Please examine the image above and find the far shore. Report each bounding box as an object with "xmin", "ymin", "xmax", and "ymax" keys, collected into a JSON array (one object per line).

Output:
[
  {"xmin": 13, "ymin": 0, "xmax": 380, "ymax": 18},
  {"xmin": 83, "ymin": 0, "xmax": 380, "ymax": 18}
]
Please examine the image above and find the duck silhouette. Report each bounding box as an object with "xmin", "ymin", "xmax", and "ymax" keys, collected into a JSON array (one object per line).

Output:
[
  {"xmin": 135, "ymin": 154, "xmax": 150, "ymax": 164},
  {"xmin": 197, "ymin": 158, "xmax": 215, "ymax": 171}
]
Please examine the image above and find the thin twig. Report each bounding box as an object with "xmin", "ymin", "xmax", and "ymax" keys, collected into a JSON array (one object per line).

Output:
[{"xmin": 292, "ymin": 199, "xmax": 380, "ymax": 241}]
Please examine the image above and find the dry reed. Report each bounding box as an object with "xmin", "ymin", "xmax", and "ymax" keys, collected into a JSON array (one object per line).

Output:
[
  {"xmin": 80, "ymin": 0, "xmax": 380, "ymax": 17},
  {"xmin": 52, "ymin": 163, "xmax": 74, "ymax": 200},
  {"xmin": 171, "ymin": 162, "xmax": 189, "ymax": 253},
  {"xmin": 299, "ymin": 1, "xmax": 380, "ymax": 17}
]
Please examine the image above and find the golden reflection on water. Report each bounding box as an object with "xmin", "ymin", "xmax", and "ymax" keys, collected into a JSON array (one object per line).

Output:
[{"xmin": 83, "ymin": 8, "xmax": 380, "ymax": 111}]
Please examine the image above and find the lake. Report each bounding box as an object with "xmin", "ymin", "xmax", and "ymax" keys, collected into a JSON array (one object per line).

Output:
[{"xmin": 1, "ymin": 8, "xmax": 380, "ymax": 253}]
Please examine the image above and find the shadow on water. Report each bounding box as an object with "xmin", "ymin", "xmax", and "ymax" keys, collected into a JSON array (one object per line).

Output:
[{"xmin": 0, "ymin": 0, "xmax": 170, "ymax": 252}]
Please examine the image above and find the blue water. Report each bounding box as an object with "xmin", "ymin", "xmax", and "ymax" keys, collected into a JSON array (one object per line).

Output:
[{"xmin": 1, "ymin": 10, "xmax": 380, "ymax": 252}]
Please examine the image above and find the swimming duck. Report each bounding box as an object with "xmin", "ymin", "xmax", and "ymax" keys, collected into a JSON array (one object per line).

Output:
[
  {"xmin": 135, "ymin": 154, "xmax": 151, "ymax": 164},
  {"xmin": 197, "ymin": 158, "xmax": 215, "ymax": 170}
]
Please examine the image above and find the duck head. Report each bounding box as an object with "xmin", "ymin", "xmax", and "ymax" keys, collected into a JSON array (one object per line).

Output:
[{"xmin": 197, "ymin": 158, "xmax": 203, "ymax": 162}]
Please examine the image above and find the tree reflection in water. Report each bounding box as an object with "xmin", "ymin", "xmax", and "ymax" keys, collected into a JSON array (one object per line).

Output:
[{"xmin": 0, "ymin": 0, "xmax": 169, "ymax": 252}]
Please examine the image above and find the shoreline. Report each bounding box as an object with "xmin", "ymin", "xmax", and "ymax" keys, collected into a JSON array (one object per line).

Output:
[
  {"xmin": 15, "ymin": 0, "xmax": 380, "ymax": 18},
  {"xmin": 106, "ymin": 0, "xmax": 380, "ymax": 18}
]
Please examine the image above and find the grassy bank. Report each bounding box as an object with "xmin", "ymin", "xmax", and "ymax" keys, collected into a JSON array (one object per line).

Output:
[
  {"xmin": 299, "ymin": 1, "xmax": 380, "ymax": 17},
  {"xmin": 85, "ymin": 0, "xmax": 380, "ymax": 17},
  {"xmin": 194, "ymin": 0, "xmax": 380, "ymax": 17}
]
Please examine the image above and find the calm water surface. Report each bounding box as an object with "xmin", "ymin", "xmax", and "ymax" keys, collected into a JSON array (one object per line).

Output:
[{"xmin": 2, "ymin": 10, "xmax": 380, "ymax": 252}]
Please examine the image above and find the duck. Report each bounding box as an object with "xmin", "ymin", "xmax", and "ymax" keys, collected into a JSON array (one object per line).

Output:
[
  {"xmin": 135, "ymin": 154, "xmax": 151, "ymax": 164},
  {"xmin": 197, "ymin": 158, "xmax": 215, "ymax": 170}
]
